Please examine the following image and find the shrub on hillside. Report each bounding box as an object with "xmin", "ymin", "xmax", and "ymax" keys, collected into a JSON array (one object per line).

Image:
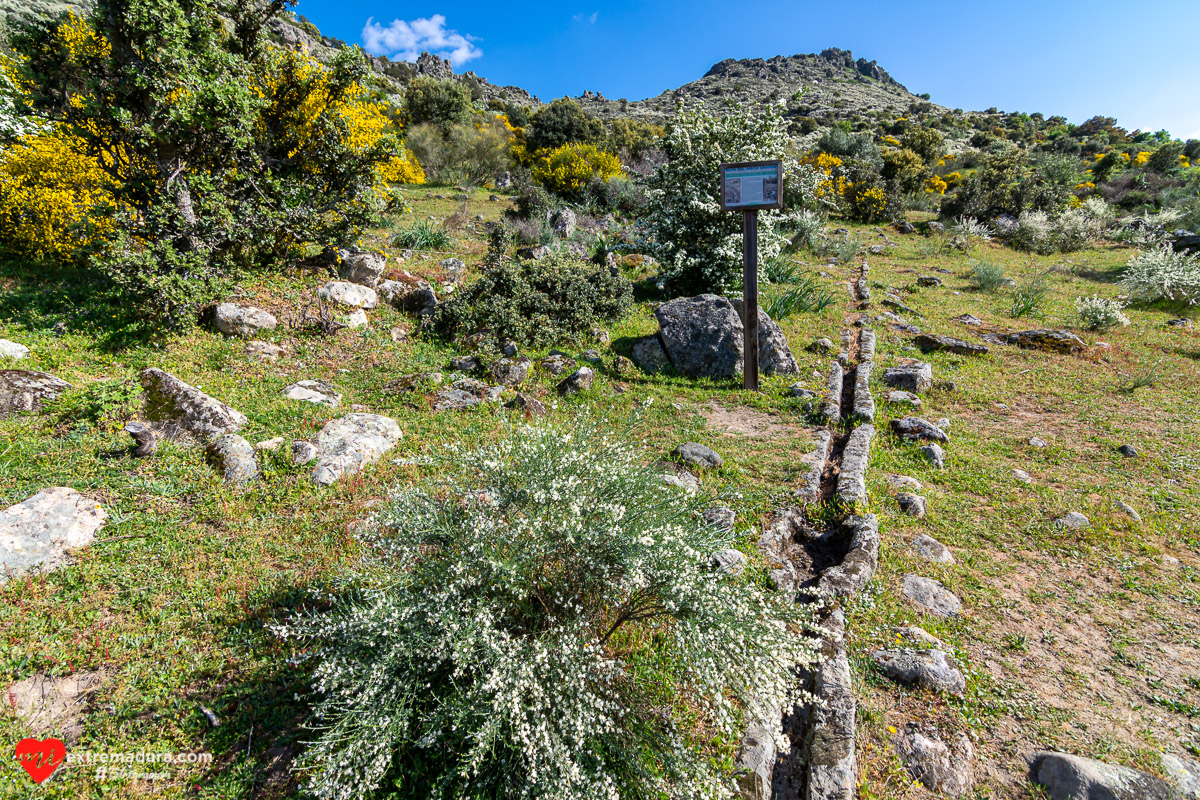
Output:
[
  {"xmin": 531, "ymin": 142, "xmax": 622, "ymax": 197},
  {"xmin": 436, "ymin": 250, "xmax": 632, "ymax": 349},
  {"xmin": 401, "ymin": 76, "xmax": 473, "ymax": 132},
  {"xmin": 275, "ymin": 420, "xmax": 816, "ymax": 800},
  {"xmin": 969, "ymin": 258, "xmax": 1007, "ymax": 291},
  {"xmin": 1074, "ymin": 296, "xmax": 1130, "ymax": 330},
  {"xmin": 522, "ymin": 97, "xmax": 606, "ymax": 156},
  {"xmin": 1120, "ymin": 245, "xmax": 1200, "ymax": 305}
]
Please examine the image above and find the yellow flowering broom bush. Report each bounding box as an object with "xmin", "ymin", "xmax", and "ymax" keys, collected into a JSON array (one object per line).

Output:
[{"xmin": 531, "ymin": 142, "xmax": 622, "ymax": 196}]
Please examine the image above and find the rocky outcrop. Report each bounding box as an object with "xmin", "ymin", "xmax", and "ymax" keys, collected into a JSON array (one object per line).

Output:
[
  {"xmin": 894, "ymin": 725, "xmax": 975, "ymax": 797},
  {"xmin": 338, "ymin": 248, "xmax": 386, "ymax": 287},
  {"xmin": 377, "ymin": 273, "xmax": 438, "ymax": 316},
  {"xmin": 914, "ymin": 333, "xmax": 988, "ymax": 356},
  {"xmin": 140, "ymin": 368, "xmax": 246, "ymax": 441},
  {"xmin": 207, "ymin": 434, "xmax": 259, "ymax": 484},
  {"xmin": 871, "ymin": 648, "xmax": 965, "ymax": 695},
  {"xmin": 731, "ymin": 299, "xmax": 801, "ymax": 375},
  {"xmin": 213, "ymin": 303, "xmax": 277, "ymax": 338},
  {"xmin": 655, "ymin": 295, "xmax": 744, "ymax": 378},
  {"xmin": 1029, "ymin": 751, "xmax": 1182, "ymax": 800},
  {"xmin": 318, "ymin": 280, "xmax": 378, "ymax": 310},
  {"xmin": 0, "ymin": 370, "xmax": 71, "ymax": 417},
  {"xmin": 983, "ymin": 329, "xmax": 1085, "ymax": 353},
  {"xmin": 311, "ymin": 414, "xmax": 402, "ymax": 486},
  {"xmin": 882, "ymin": 362, "xmax": 933, "ymax": 393},
  {"xmin": 0, "ymin": 488, "xmax": 106, "ymax": 581}
]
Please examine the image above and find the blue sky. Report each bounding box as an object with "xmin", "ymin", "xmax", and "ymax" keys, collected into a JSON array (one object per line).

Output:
[{"xmin": 296, "ymin": 0, "xmax": 1200, "ymax": 139}]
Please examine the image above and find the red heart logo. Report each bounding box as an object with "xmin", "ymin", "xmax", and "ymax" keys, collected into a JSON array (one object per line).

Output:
[{"xmin": 14, "ymin": 737, "xmax": 65, "ymax": 784}]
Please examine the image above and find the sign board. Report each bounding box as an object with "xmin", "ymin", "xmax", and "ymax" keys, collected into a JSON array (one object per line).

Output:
[{"xmin": 720, "ymin": 160, "xmax": 784, "ymax": 212}]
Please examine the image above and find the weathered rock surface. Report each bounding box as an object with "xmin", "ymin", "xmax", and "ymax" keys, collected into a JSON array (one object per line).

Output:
[
  {"xmin": 337, "ymin": 248, "xmax": 386, "ymax": 287},
  {"xmin": 1055, "ymin": 511, "xmax": 1091, "ymax": 530},
  {"xmin": 557, "ymin": 366, "xmax": 595, "ymax": 395},
  {"xmin": 207, "ymin": 434, "xmax": 259, "ymax": 484},
  {"xmin": 916, "ymin": 275, "xmax": 943, "ymax": 287},
  {"xmin": 710, "ymin": 548, "xmax": 746, "ymax": 576},
  {"xmin": 318, "ymin": 280, "xmax": 378, "ymax": 310},
  {"xmin": 1029, "ymin": 751, "xmax": 1182, "ymax": 800},
  {"xmin": 0, "ymin": 369, "xmax": 71, "ymax": 417},
  {"xmin": 438, "ymin": 257, "xmax": 466, "ymax": 283},
  {"xmin": 312, "ymin": 414, "xmax": 402, "ymax": 485},
  {"xmin": 735, "ymin": 718, "xmax": 777, "ymax": 800},
  {"xmin": 806, "ymin": 648, "xmax": 858, "ymax": 800},
  {"xmin": 547, "ymin": 207, "xmax": 576, "ymax": 237},
  {"xmin": 124, "ymin": 421, "xmax": 156, "ymax": 457},
  {"xmin": 983, "ymin": 329, "xmax": 1086, "ymax": 353},
  {"xmin": 913, "ymin": 533, "xmax": 954, "ymax": 563},
  {"xmin": 888, "ymin": 474, "xmax": 922, "ymax": 491},
  {"xmin": 836, "ymin": 424, "xmax": 875, "ymax": 507},
  {"xmin": 731, "ymin": 298, "xmax": 800, "ymax": 375},
  {"xmin": 891, "ymin": 416, "xmax": 949, "ymax": 442},
  {"xmin": 1161, "ymin": 754, "xmax": 1200, "ymax": 799},
  {"xmin": 0, "ymin": 488, "xmax": 107, "ymax": 581},
  {"xmin": 655, "ymin": 294, "xmax": 743, "ymax": 378},
  {"xmin": 894, "ymin": 725, "xmax": 975, "ymax": 797},
  {"xmin": 953, "ymin": 313, "xmax": 984, "ymax": 326},
  {"xmin": 702, "ymin": 506, "xmax": 736, "ymax": 532},
  {"xmin": 291, "ymin": 440, "xmax": 318, "ymax": 465},
  {"xmin": 656, "ymin": 461, "xmax": 699, "ymax": 493},
  {"xmin": 882, "ymin": 362, "xmax": 933, "ymax": 394},
  {"xmin": 490, "ymin": 357, "xmax": 532, "ymax": 387},
  {"xmin": 915, "ymin": 333, "xmax": 989, "ymax": 356},
  {"xmin": 448, "ymin": 355, "xmax": 481, "ymax": 373},
  {"xmin": 819, "ymin": 514, "xmax": 880, "ymax": 600},
  {"xmin": 0, "ymin": 339, "xmax": 29, "ymax": 360},
  {"xmin": 245, "ymin": 340, "xmax": 287, "ymax": 362},
  {"xmin": 920, "ymin": 443, "xmax": 946, "ymax": 469},
  {"xmin": 886, "ymin": 389, "xmax": 922, "ymax": 408},
  {"xmin": 901, "ymin": 574, "xmax": 961, "ymax": 617},
  {"xmin": 383, "ymin": 372, "xmax": 443, "ymax": 394},
  {"xmin": 871, "ymin": 648, "xmax": 966, "ymax": 695},
  {"xmin": 897, "ymin": 493, "xmax": 928, "ymax": 518},
  {"xmin": 140, "ymin": 368, "xmax": 246, "ymax": 441},
  {"xmin": 432, "ymin": 379, "xmax": 504, "ymax": 411},
  {"xmin": 512, "ymin": 393, "xmax": 547, "ymax": 418},
  {"xmin": 538, "ymin": 354, "xmax": 577, "ymax": 376},
  {"xmin": 377, "ymin": 274, "xmax": 438, "ymax": 316},
  {"xmin": 213, "ymin": 303, "xmax": 277, "ymax": 338},
  {"xmin": 673, "ymin": 442, "xmax": 723, "ymax": 469},
  {"xmin": 281, "ymin": 380, "xmax": 341, "ymax": 407},
  {"xmin": 630, "ymin": 335, "xmax": 670, "ymax": 373}
]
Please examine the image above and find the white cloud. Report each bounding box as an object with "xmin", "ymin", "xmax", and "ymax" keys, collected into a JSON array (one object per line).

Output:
[
  {"xmin": 361, "ymin": 15, "xmax": 482, "ymax": 67},
  {"xmin": 573, "ymin": 11, "xmax": 598, "ymax": 23}
]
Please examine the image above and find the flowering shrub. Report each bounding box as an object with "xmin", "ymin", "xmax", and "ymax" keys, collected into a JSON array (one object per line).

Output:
[
  {"xmin": 1074, "ymin": 295, "xmax": 1130, "ymax": 330},
  {"xmin": 276, "ymin": 419, "xmax": 816, "ymax": 800},
  {"xmin": 924, "ymin": 175, "xmax": 948, "ymax": 195},
  {"xmin": 1121, "ymin": 245, "xmax": 1200, "ymax": 305},
  {"xmin": 531, "ymin": 142, "xmax": 622, "ymax": 196}
]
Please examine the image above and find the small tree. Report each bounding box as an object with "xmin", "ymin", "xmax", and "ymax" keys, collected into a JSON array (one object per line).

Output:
[
  {"xmin": 524, "ymin": 97, "xmax": 604, "ymax": 154},
  {"xmin": 401, "ymin": 76, "xmax": 473, "ymax": 132}
]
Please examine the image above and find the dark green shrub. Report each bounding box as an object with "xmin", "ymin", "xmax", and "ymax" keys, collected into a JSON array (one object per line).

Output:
[
  {"xmin": 1148, "ymin": 141, "xmax": 1186, "ymax": 174},
  {"xmin": 524, "ymin": 98, "xmax": 605, "ymax": 154},
  {"xmin": 401, "ymin": 76, "xmax": 473, "ymax": 132},
  {"xmin": 436, "ymin": 252, "xmax": 632, "ymax": 349},
  {"xmin": 881, "ymin": 147, "xmax": 928, "ymax": 193}
]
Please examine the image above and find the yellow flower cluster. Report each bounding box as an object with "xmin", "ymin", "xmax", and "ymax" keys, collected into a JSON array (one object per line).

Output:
[
  {"xmin": 943, "ymin": 171, "xmax": 963, "ymax": 188},
  {"xmin": 0, "ymin": 129, "xmax": 117, "ymax": 260},
  {"xmin": 797, "ymin": 152, "xmax": 847, "ymax": 198},
  {"xmin": 855, "ymin": 186, "xmax": 888, "ymax": 217},
  {"xmin": 530, "ymin": 142, "xmax": 621, "ymax": 194},
  {"xmin": 1133, "ymin": 151, "xmax": 1150, "ymax": 166},
  {"xmin": 881, "ymin": 135, "xmax": 901, "ymax": 147},
  {"xmin": 924, "ymin": 175, "xmax": 947, "ymax": 195}
]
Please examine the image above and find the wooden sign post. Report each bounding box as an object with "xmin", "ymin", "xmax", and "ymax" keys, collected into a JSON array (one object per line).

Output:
[{"xmin": 720, "ymin": 160, "xmax": 783, "ymax": 392}]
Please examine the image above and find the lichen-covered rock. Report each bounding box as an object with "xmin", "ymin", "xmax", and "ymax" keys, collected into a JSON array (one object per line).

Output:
[
  {"xmin": 890, "ymin": 416, "xmax": 949, "ymax": 442},
  {"xmin": 213, "ymin": 303, "xmax": 277, "ymax": 338},
  {"xmin": 914, "ymin": 333, "xmax": 989, "ymax": 356},
  {"xmin": 1029, "ymin": 751, "xmax": 1181, "ymax": 800},
  {"xmin": 920, "ymin": 443, "xmax": 946, "ymax": 469},
  {"xmin": 512, "ymin": 393, "xmax": 546, "ymax": 418},
  {"xmin": 913, "ymin": 533, "xmax": 954, "ymax": 563},
  {"xmin": 731, "ymin": 299, "xmax": 800, "ymax": 375},
  {"xmin": 0, "ymin": 370, "xmax": 71, "ymax": 418},
  {"xmin": 291, "ymin": 440, "xmax": 318, "ymax": 465},
  {"xmin": 318, "ymin": 280, "xmax": 378, "ymax": 310},
  {"xmin": 901, "ymin": 574, "xmax": 961, "ymax": 617},
  {"xmin": 897, "ymin": 493, "xmax": 928, "ymax": 518},
  {"xmin": 894, "ymin": 725, "xmax": 975, "ymax": 797},
  {"xmin": 490, "ymin": 357, "xmax": 532, "ymax": 387},
  {"xmin": 139, "ymin": 368, "xmax": 246, "ymax": 441},
  {"xmin": 882, "ymin": 362, "xmax": 933, "ymax": 394},
  {"xmin": 0, "ymin": 488, "xmax": 106, "ymax": 581},
  {"xmin": 630, "ymin": 335, "xmax": 670, "ymax": 373},
  {"xmin": 983, "ymin": 329, "xmax": 1086, "ymax": 353},
  {"xmin": 547, "ymin": 207, "xmax": 576, "ymax": 237},
  {"xmin": 557, "ymin": 366, "xmax": 595, "ymax": 395},
  {"xmin": 311, "ymin": 414, "xmax": 402, "ymax": 485},
  {"xmin": 432, "ymin": 379, "xmax": 503, "ymax": 412},
  {"xmin": 281, "ymin": 380, "xmax": 341, "ymax": 408},
  {"xmin": 207, "ymin": 434, "xmax": 259, "ymax": 484},
  {"xmin": 377, "ymin": 274, "xmax": 438, "ymax": 316},
  {"xmin": 338, "ymin": 248, "xmax": 385, "ymax": 287},
  {"xmin": 673, "ymin": 442, "xmax": 723, "ymax": 469},
  {"xmin": 655, "ymin": 294, "xmax": 743, "ymax": 379},
  {"xmin": 438, "ymin": 257, "xmax": 466, "ymax": 283},
  {"xmin": 872, "ymin": 648, "xmax": 966, "ymax": 695},
  {"xmin": 0, "ymin": 339, "xmax": 29, "ymax": 360},
  {"xmin": 538, "ymin": 354, "xmax": 577, "ymax": 376}
]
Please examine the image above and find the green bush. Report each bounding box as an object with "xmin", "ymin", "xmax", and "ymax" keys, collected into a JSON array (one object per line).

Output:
[
  {"xmin": 969, "ymin": 258, "xmax": 1007, "ymax": 291},
  {"xmin": 436, "ymin": 251, "xmax": 632, "ymax": 349},
  {"xmin": 524, "ymin": 97, "xmax": 605, "ymax": 154},
  {"xmin": 393, "ymin": 220, "xmax": 454, "ymax": 251},
  {"xmin": 1121, "ymin": 245, "xmax": 1200, "ymax": 305},
  {"xmin": 275, "ymin": 419, "xmax": 816, "ymax": 800},
  {"xmin": 401, "ymin": 76, "xmax": 473, "ymax": 132}
]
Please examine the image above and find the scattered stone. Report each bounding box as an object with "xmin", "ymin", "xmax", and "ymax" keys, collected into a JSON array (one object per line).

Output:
[
  {"xmin": 916, "ymin": 276, "xmax": 943, "ymax": 287},
  {"xmin": 490, "ymin": 357, "xmax": 532, "ymax": 387},
  {"xmin": 207, "ymin": 434, "xmax": 259, "ymax": 484},
  {"xmin": 673, "ymin": 442, "xmax": 723, "ymax": 470},
  {"xmin": 1115, "ymin": 500, "xmax": 1142, "ymax": 523},
  {"xmin": 1029, "ymin": 751, "xmax": 1180, "ymax": 800},
  {"xmin": 517, "ymin": 245, "xmax": 550, "ymax": 260},
  {"xmin": 344, "ymin": 309, "xmax": 369, "ymax": 329},
  {"xmin": 377, "ymin": 274, "xmax": 438, "ymax": 316},
  {"xmin": 893, "ymin": 725, "xmax": 975, "ymax": 796},
  {"xmin": 538, "ymin": 354, "xmax": 577, "ymax": 376},
  {"xmin": 869, "ymin": 244, "xmax": 886, "ymax": 255},
  {"xmin": 1166, "ymin": 318, "xmax": 1194, "ymax": 329},
  {"xmin": 255, "ymin": 437, "xmax": 284, "ymax": 452},
  {"xmin": 124, "ymin": 421, "xmax": 156, "ymax": 457},
  {"xmin": 432, "ymin": 379, "xmax": 503, "ymax": 411},
  {"xmin": 656, "ymin": 461, "xmax": 699, "ymax": 493},
  {"xmin": 898, "ymin": 221, "xmax": 916, "ymax": 234},
  {"xmin": 710, "ymin": 548, "xmax": 746, "ymax": 576},
  {"xmin": 245, "ymin": 340, "xmax": 286, "ymax": 362},
  {"xmin": 438, "ymin": 257, "xmax": 466, "ymax": 283},
  {"xmin": 914, "ymin": 333, "xmax": 989, "ymax": 356},
  {"xmin": 511, "ymin": 393, "xmax": 546, "ymax": 418},
  {"xmin": 0, "ymin": 339, "xmax": 30, "ymax": 360},
  {"xmin": 928, "ymin": 221, "xmax": 945, "ymax": 234},
  {"xmin": 886, "ymin": 390, "xmax": 922, "ymax": 408},
  {"xmin": 448, "ymin": 355, "xmax": 481, "ymax": 373},
  {"xmin": 890, "ymin": 416, "xmax": 948, "ymax": 442},
  {"xmin": 281, "ymin": 380, "xmax": 341, "ymax": 408},
  {"xmin": 897, "ymin": 493, "xmax": 928, "ymax": 518},
  {"xmin": 920, "ymin": 443, "xmax": 945, "ymax": 469},
  {"xmin": 702, "ymin": 506, "xmax": 736, "ymax": 532},
  {"xmin": 311, "ymin": 414, "xmax": 402, "ymax": 485},
  {"xmin": 913, "ymin": 533, "xmax": 954, "ymax": 563},
  {"xmin": 140, "ymin": 368, "xmax": 246, "ymax": 441},
  {"xmin": 577, "ymin": 349, "xmax": 602, "ymax": 364},
  {"xmin": 901, "ymin": 574, "xmax": 962, "ymax": 617},
  {"xmin": 0, "ymin": 488, "xmax": 107, "ymax": 581},
  {"xmin": 1029, "ymin": 436, "xmax": 1048, "ymax": 448},
  {"xmin": 557, "ymin": 366, "xmax": 595, "ymax": 395},
  {"xmin": 1118, "ymin": 444, "xmax": 1138, "ymax": 458},
  {"xmin": 953, "ymin": 313, "xmax": 984, "ymax": 326},
  {"xmin": 1012, "ymin": 468, "xmax": 1033, "ymax": 484},
  {"xmin": 887, "ymin": 475, "xmax": 922, "ymax": 491},
  {"xmin": 882, "ymin": 362, "xmax": 933, "ymax": 394},
  {"xmin": 1054, "ymin": 511, "xmax": 1090, "ymax": 530},
  {"xmin": 871, "ymin": 649, "xmax": 966, "ymax": 695},
  {"xmin": 213, "ymin": 302, "xmax": 277, "ymax": 338},
  {"xmin": 789, "ymin": 384, "xmax": 818, "ymax": 400},
  {"xmin": 547, "ymin": 207, "xmax": 576, "ymax": 237},
  {"xmin": 318, "ymin": 280, "xmax": 378, "ymax": 310},
  {"xmin": 0, "ymin": 369, "xmax": 71, "ymax": 417},
  {"xmin": 291, "ymin": 440, "xmax": 318, "ymax": 465},
  {"xmin": 982, "ymin": 329, "xmax": 1085, "ymax": 353},
  {"xmin": 882, "ymin": 296, "xmax": 920, "ymax": 316},
  {"xmin": 337, "ymin": 248, "xmax": 385, "ymax": 287},
  {"xmin": 895, "ymin": 625, "xmax": 946, "ymax": 649},
  {"xmin": 808, "ymin": 337, "xmax": 836, "ymax": 354}
]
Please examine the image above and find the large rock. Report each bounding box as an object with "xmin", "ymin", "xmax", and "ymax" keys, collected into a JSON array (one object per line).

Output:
[
  {"xmin": 0, "ymin": 488, "xmax": 106, "ymax": 581},
  {"xmin": 1029, "ymin": 751, "xmax": 1182, "ymax": 800},
  {"xmin": 213, "ymin": 303, "xmax": 277, "ymax": 338},
  {"xmin": 871, "ymin": 648, "xmax": 965, "ymax": 695},
  {"xmin": 318, "ymin": 281, "xmax": 378, "ymax": 310},
  {"xmin": 673, "ymin": 442, "xmax": 723, "ymax": 469},
  {"xmin": 731, "ymin": 299, "xmax": 800, "ymax": 375},
  {"xmin": 0, "ymin": 370, "xmax": 70, "ymax": 417},
  {"xmin": 377, "ymin": 274, "xmax": 438, "ymax": 316},
  {"xmin": 311, "ymin": 414, "xmax": 402, "ymax": 486},
  {"xmin": 901, "ymin": 574, "xmax": 961, "ymax": 617},
  {"xmin": 281, "ymin": 380, "xmax": 341, "ymax": 408},
  {"xmin": 140, "ymin": 368, "xmax": 246, "ymax": 441},
  {"xmin": 547, "ymin": 207, "xmax": 576, "ymax": 238},
  {"xmin": 915, "ymin": 333, "xmax": 989, "ymax": 356},
  {"xmin": 882, "ymin": 362, "xmax": 933, "ymax": 394},
  {"xmin": 0, "ymin": 339, "xmax": 29, "ymax": 360},
  {"xmin": 983, "ymin": 329, "xmax": 1086, "ymax": 354},
  {"xmin": 490, "ymin": 357, "xmax": 532, "ymax": 387},
  {"xmin": 630, "ymin": 335, "xmax": 670, "ymax": 373},
  {"xmin": 655, "ymin": 294, "xmax": 743, "ymax": 379},
  {"xmin": 890, "ymin": 416, "xmax": 949, "ymax": 442},
  {"xmin": 894, "ymin": 725, "xmax": 975, "ymax": 797},
  {"xmin": 338, "ymin": 248, "xmax": 386, "ymax": 287},
  {"xmin": 207, "ymin": 434, "xmax": 259, "ymax": 484}
]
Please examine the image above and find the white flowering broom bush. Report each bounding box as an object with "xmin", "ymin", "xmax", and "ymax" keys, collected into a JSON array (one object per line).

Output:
[
  {"xmin": 1121, "ymin": 245, "xmax": 1200, "ymax": 305},
  {"xmin": 1074, "ymin": 296, "xmax": 1130, "ymax": 330},
  {"xmin": 641, "ymin": 104, "xmax": 823, "ymax": 293},
  {"xmin": 276, "ymin": 420, "xmax": 817, "ymax": 800}
]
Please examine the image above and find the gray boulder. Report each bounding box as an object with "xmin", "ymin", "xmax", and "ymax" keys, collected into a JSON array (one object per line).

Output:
[
  {"xmin": 916, "ymin": 276, "xmax": 943, "ymax": 287},
  {"xmin": 214, "ymin": 302, "xmax": 278, "ymax": 338},
  {"xmin": 871, "ymin": 648, "xmax": 966, "ymax": 695},
  {"xmin": 291, "ymin": 440, "xmax": 318, "ymax": 465},
  {"xmin": 673, "ymin": 442, "xmax": 723, "ymax": 469},
  {"xmin": 897, "ymin": 493, "xmax": 927, "ymax": 518},
  {"xmin": 655, "ymin": 294, "xmax": 743, "ymax": 379},
  {"xmin": 490, "ymin": 357, "xmax": 532, "ymax": 387},
  {"xmin": 710, "ymin": 548, "xmax": 746, "ymax": 576},
  {"xmin": 512, "ymin": 393, "xmax": 547, "ymax": 418},
  {"xmin": 1161, "ymin": 754, "xmax": 1200, "ymax": 799},
  {"xmin": 920, "ymin": 443, "xmax": 946, "ymax": 469},
  {"xmin": 281, "ymin": 380, "xmax": 341, "ymax": 408},
  {"xmin": 0, "ymin": 339, "xmax": 29, "ymax": 360},
  {"xmin": 886, "ymin": 390, "xmax": 922, "ymax": 408},
  {"xmin": 207, "ymin": 434, "xmax": 259, "ymax": 484},
  {"xmin": 245, "ymin": 340, "xmax": 286, "ymax": 362},
  {"xmin": 432, "ymin": 379, "xmax": 503, "ymax": 412},
  {"xmin": 894, "ymin": 726, "xmax": 975, "ymax": 797},
  {"xmin": 1029, "ymin": 751, "xmax": 1182, "ymax": 800},
  {"xmin": 448, "ymin": 355, "xmax": 481, "ymax": 373},
  {"xmin": 1, "ymin": 370, "xmax": 71, "ymax": 418},
  {"xmin": 882, "ymin": 362, "xmax": 933, "ymax": 393},
  {"xmin": 702, "ymin": 506, "xmax": 736, "ymax": 532},
  {"xmin": 140, "ymin": 368, "xmax": 246, "ymax": 441},
  {"xmin": 891, "ymin": 416, "xmax": 949, "ymax": 442},
  {"xmin": 337, "ymin": 248, "xmax": 386, "ymax": 287},
  {"xmin": 913, "ymin": 533, "xmax": 955, "ymax": 563},
  {"xmin": 731, "ymin": 299, "xmax": 799, "ymax": 375},
  {"xmin": 630, "ymin": 335, "xmax": 670, "ymax": 373},
  {"xmin": 312, "ymin": 414, "xmax": 402, "ymax": 485},
  {"xmin": 377, "ymin": 275, "xmax": 438, "ymax": 316},
  {"xmin": 557, "ymin": 366, "xmax": 595, "ymax": 395},
  {"xmin": 538, "ymin": 355, "xmax": 577, "ymax": 376},
  {"xmin": 1055, "ymin": 511, "xmax": 1091, "ymax": 530},
  {"xmin": 901, "ymin": 574, "xmax": 961, "ymax": 617},
  {"xmin": 983, "ymin": 329, "xmax": 1085, "ymax": 353},
  {"xmin": 318, "ymin": 280, "xmax": 378, "ymax": 310},
  {"xmin": 915, "ymin": 333, "xmax": 989, "ymax": 356},
  {"xmin": 0, "ymin": 488, "xmax": 107, "ymax": 582}
]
